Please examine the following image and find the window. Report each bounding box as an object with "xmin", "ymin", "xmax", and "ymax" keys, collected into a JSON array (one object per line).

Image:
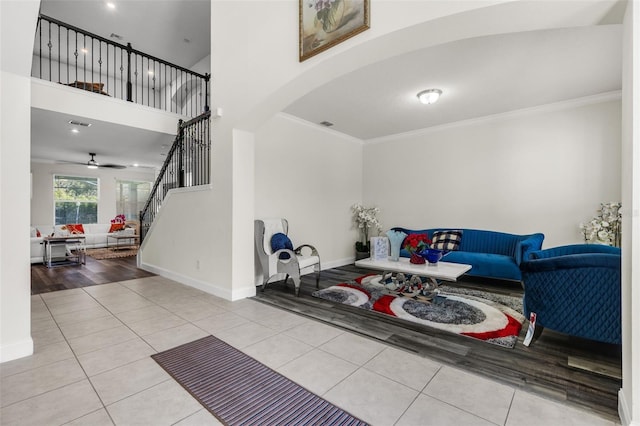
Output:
[
  {"xmin": 54, "ymin": 175, "xmax": 99, "ymax": 224},
  {"xmin": 116, "ymin": 180, "xmax": 151, "ymax": 221}
]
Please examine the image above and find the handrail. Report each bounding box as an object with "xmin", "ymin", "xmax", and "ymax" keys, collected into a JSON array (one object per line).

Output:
[
  {"xmin": 139, "ymin": 111, "xmax": 211, "ymax": 242},
  {"xmin": 39, "ymin": 15, "xmax": 209, "ymax": 78},
  {"xmin": 33, "ymin": 14, "xmax": 210, "ymax": 117}
]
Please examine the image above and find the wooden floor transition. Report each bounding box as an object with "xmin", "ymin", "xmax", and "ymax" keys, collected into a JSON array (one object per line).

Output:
[
  {"xmin": 31, "ymin": 255, "xmax": 154, "ymax": 295},
  {"xmin": 253, "ymin": 264, "xmax": 622, "ymax": 422}
]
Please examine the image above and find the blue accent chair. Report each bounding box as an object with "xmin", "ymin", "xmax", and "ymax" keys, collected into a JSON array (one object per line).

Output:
[{"xmin": 520, "ymin": 244, "xmax": 621, "ymax": 345}]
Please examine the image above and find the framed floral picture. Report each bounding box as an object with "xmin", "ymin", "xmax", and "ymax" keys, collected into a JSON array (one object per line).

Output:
[{"xmin": 299, "ymin": 0, "xmax": 370, "ymax": 62}]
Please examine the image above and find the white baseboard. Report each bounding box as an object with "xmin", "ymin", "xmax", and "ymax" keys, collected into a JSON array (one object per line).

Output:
[
  {"xmin": 321, "ymin": 257, "xmax": 356, "ymax": 270},
  {"xmin": 254, "ymin": 257, "xmax": 356, "ymax": 287},
  {"xmin": 0, "ymin": 338, "xmax": 34, "ymax": 363},
  {"xmin": 618, "ymin": 388, "xmax": 638, "ymax": 426},
  {"xmin": 140, "ymin": 261, "xmax": 255, "ymax": 301}
]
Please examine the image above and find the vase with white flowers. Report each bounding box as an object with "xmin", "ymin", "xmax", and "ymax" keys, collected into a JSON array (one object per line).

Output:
[
  {"xmin": 579, "ymin": 202, "xmax": 621, "ymax": 247},
  {"xmin": 351, "ymin": 203, "xmax": 382, "ymax": 259}
]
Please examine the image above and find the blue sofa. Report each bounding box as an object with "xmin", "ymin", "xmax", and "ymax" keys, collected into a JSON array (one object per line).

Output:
[
  {"xmin": 520, "ymin": 244, "xmax": 621, "ymax": 344},
  {"xmin": 392, "ymin": 228, "xmax": 544, "ymax": 282}
]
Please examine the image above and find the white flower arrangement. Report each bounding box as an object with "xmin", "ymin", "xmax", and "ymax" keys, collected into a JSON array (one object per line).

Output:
[
  {"xmin": 351, "ymin": 203, "xmax": 383, "ymax": 247},
  {"xmin": 579, "ymin": 202, "xmax": 621, "ymax": 247}
]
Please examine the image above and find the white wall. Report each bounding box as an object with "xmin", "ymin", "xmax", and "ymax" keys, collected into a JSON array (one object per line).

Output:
[
  {"xmin": 32, "ymin": 78, "xmax": 183, "ymax": 136},
  {"xmin": 0, "ymin": 0, "xmax": 40, "ymax": 363},
  {"xmin": 363, "ymin": 96, "xmax": 621, "ymax": 248},
  {"xmin": 30, "ymin": 161, "xmax": 155, "ymax": 227},
  {"xmin": 619, "ymin": 1, "xmax": 639, "ymax": 425},
  {"xmin": 254, "ymin": 113, "xmax": 363, "ymax": 283}
]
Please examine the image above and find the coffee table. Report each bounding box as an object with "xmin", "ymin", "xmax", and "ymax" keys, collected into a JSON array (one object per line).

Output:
[
  {"xmin": 107, "ymin": 234, "xmax": 140, "ymax": 251},
  {"xmin": 355, "ymin": 257, "xmax": 472, "ymax": 299}
]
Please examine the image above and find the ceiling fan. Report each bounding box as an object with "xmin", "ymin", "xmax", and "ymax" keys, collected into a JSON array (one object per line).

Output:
[{"xmin": 81, "ymin": 152, "xmax": 126, "ymax": 169}]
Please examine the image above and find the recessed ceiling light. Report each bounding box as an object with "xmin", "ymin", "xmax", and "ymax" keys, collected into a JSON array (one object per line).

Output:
[
  {"xmin": 106, "ymin": 2, "xmax": 116, "ymax": 10},
  {"xmin": 71, "ymin": 128, "xmax": 79, "ymax": 134},
  {"xmin": 133, "ymin": 163, "xmax": 139, "ymax": 167},
  {"xmin": 417, "ymin": 89, "xmax": 442, "ymax": 105}
]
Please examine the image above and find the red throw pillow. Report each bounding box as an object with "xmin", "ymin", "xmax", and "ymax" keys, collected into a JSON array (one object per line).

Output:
[
  {"xmin": 109, "ymin": 223, "xmax": 125, "ymax": 233},
  {"xmin": 36, "ymin": 228, "xmax": 41, "ymax": 237},
  {"xmin": 66, "ymin": 224, "xmax": 85, "ymax": 234}
]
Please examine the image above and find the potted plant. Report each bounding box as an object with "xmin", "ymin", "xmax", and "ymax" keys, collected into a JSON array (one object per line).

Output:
[{"xmin": 351, "ymin": 203, "xmax": 382, "ymax": 260}]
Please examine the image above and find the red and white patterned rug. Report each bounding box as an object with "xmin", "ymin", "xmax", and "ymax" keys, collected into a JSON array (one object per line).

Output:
[{"xmin": 312, "ymin": 274, "xmax": 525, "ymax": 348}]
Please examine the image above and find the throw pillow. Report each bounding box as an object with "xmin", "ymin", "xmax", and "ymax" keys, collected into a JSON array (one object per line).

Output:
[
  {"xmin": 36, "ymin": 228, "xmax": 41, "ymax": 237},
  {"xmin": 109, "ymin": 223, "xmax": 125, "ymax": 233},
  {"xmin": 431, "ymin": 230, "xmax": 463, "ymax": 251},
  {"xmin": 66, "ymin": 224, "xmax": 85, "ymax": 234},
  {"xmin": 271, "ymin": 232, "xmax": 294, "ymax": 259}
]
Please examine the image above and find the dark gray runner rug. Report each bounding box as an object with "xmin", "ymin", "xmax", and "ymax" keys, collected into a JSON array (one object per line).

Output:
[{"xmin": 152, "ymin": 335, "xmax": 368, "ymax": 426}]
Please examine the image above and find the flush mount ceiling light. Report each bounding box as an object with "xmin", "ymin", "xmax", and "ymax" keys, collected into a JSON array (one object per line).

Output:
[
  {"xmin": 417, "ymin": 89, "xmax": 442, "ymax": 105},
  {"xmin": 106, "ymin": 2, "xmax": 116, "ymax": 10}
]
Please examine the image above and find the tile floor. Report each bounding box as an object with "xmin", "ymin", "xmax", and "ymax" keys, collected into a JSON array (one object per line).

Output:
[{"xmin": 0, "ymin": 276, "xmax": 621, "ymax": 426}]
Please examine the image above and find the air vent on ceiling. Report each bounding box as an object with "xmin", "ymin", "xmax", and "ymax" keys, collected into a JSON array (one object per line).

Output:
[
  {"xmin": 68, "ymin": 120, "xmax": 91, "ymax": 127},
  {"xmin": 320, "ymin": 121, "xmax": 334, "ymax": 127}
]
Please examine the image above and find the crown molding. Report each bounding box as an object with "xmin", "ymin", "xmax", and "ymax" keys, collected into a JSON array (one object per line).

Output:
[{"xmin": 365, "ymin": 90, "xmax": 622, "ymax": 145}]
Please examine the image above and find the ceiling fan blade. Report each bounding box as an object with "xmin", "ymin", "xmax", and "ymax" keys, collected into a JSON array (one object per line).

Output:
[{"xmin": 99, "ymin": 164, "xmax": 127, "ymax": 169}]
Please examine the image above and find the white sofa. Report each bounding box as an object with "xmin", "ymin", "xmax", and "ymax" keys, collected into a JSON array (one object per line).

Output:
[{"xmin": 30, "ymin": 223, "xmax": 137, "ymax": 264}]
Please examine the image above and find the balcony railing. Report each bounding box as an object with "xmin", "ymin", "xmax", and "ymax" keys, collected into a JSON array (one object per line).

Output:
[
  {"xmin": 33, "ymin": 14, "xmax": 210, "ymax": 118},
  {"xmin": 140, "ymin": 111, "xmax": 211, "ymax": 242}
]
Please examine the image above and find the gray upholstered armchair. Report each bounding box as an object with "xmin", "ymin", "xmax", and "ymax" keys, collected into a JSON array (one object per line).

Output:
[
  {"xmin": 520, "ymin": 244, "xmax": 621, "ymax": 345},
  {"xmin": 254, "ymin": 219, "xmax": 321, "ymax": 296}
]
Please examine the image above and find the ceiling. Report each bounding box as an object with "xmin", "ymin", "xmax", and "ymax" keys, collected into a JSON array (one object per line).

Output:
[
  {"xmin": 31, "ymin": 1, "xmax": 624, "ymax": 170},
  {"xmin": 284, "ymin": 24, "xmax": 623, "ymax": 140},
  {"xmin": 31, "ymin": 107, "xmax": 175, "ymax": 170},
  {"xmin": 38, "ymin": 0, "xmax": 210, "ymax": 69}
]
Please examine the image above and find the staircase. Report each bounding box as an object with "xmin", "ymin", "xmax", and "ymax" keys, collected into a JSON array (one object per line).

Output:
[{"xmin": 139, "ymin": 111, "xmax": 211, "ymax": 242}]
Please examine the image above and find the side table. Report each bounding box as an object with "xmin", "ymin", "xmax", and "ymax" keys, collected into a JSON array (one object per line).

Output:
[{"xmin": 42, "ymin": 236, "xmax": 86, "ymax": 268}]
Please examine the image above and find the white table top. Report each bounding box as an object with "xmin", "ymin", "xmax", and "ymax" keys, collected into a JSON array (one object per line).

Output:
[{"xmin": 355, "ymin": 257, "xmax": 471, "ymax": 282}]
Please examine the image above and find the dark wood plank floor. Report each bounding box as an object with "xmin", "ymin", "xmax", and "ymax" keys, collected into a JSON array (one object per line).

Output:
[
  {"xmin": 31, "ymin": 255, "xmax": 155, "ymax": 295},
  {"xmin": 253, "ymin": 264, "xmax": 622, "ymax": 422}
]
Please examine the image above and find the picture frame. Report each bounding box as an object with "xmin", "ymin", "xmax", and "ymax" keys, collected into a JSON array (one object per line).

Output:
[{"xmin": 299, "ymin": 0, "xmax": 370, "ymax": 62}]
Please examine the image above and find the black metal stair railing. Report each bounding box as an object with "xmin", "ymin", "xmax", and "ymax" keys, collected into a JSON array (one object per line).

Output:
[
  {"xmin": 33, "ymin": 14, "xmax": 210, "ymax": 118},
  {"xmin": 139, "ymin": 111, "xmax": 211, "ymax": 243}
]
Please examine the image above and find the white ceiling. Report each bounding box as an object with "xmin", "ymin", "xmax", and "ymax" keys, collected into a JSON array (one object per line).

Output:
[
  {"xmin": 31, "ymin": 107, "xmax": 175, "ymax": 169},
  {"xmin": 38, "ymin": 0, "xmax": 210, "ymax": 69},
  {"xmin": 31, "ymin": 1, "xmax": 624, "ymax": 170},
  {"xmin": 285, "ymin": 25, "xmax": 623, "ymax": 140}
]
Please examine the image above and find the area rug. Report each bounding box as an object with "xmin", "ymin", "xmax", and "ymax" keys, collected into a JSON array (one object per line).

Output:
[
  {"xmin": 85, "ymin": 247, "xmax": 138, "ymax": 260},
  {"xmin": 312, "ymin": 274, "xmax": 525, "ymax": 349},
  {"xmin": 151, "ymin": 335, "xmax": 368, "ymax": 426}
]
